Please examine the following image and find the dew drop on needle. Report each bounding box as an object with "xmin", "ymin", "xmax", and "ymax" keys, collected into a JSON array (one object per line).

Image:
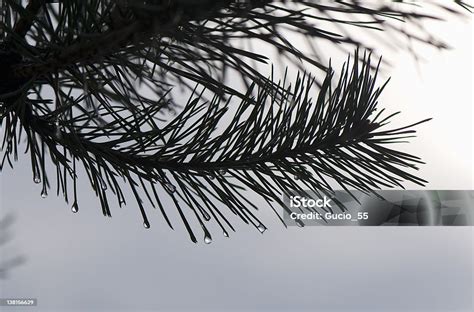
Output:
[
  {"xmin": 33, "ymin": 175, "xmax": 41, "ymax": 184},
  {"xmin": 257, "ymin": 223, "xmax": 267, "ymax": 233},
  {"xmin": 204, "ymin": 234, "xmax": 212, "ymax": 244},
  {"xmin": 164, "ymin": 182, "xmax": 176, "ymax": 193},
  {"xmin": 41, "ymin": 189, "xmax": 48, "ymax": 198},
  {"xmin": 219, "ymin": 169, "xmax": 227, "ymax": 175}
]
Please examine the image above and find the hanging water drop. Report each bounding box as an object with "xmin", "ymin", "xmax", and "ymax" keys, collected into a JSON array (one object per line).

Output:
[
  {"xmin": 164, "ymin": 182, "xmax": 176, "ymax": 193},
  {"xmin": 218, "ymin": 169, "xmax": 227, "ymax": 175},
  {"xmin": 100, "ymin": 178, "xmax": 108, "ymax": 190},
  {"xmin": 71, "ymin": 204, "xmax": 78, "ymax": 213},
  {"xmin": 33, "ymin": 174, "xmax": 41, "ymax": 184},
  {"xmin": 294, "ymin": 175, "xmax": 300, "ymax": 180},
  {"xmin": 41, "ymin": 189, "xmax": 48, "ymax": 199},
  {"xmin": 223, "ymin": 230, "xmax": 229, "ymax": 238},
  {"xmin": 257, "ymin": 223, "xmax": 267, "ymax": 233},
  {"xmin": 143, "ymin": 220, "xmax": 150, "ymax": 229},
  {"xmin": 204, "ymin": 234, "xmax": 213, "ymax": 244},
  {"xmin": 202, "ymin": 210, "xmax": 211, "ymax": 221}
]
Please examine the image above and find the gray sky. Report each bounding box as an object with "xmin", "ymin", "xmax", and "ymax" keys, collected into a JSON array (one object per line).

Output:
[{"xmin": 0, "ymin": 2, "xmax": 473, "ymax": 312}]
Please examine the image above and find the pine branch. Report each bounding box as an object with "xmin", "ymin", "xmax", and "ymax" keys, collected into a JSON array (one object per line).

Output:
[
  {"xmin": 0, "ymin": 1, "xmax": 470, "ymax": 242},
  {"xmin": 1, "ymin": 51, "xmax": 430, "ymax": 242},
  {"xmin": 0, "ymin": 214, "xmax": 25, "ymax": 279}
]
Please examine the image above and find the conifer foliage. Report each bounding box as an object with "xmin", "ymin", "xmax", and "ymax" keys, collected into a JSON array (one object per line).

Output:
[{"xmin": 0, "ymin": 1, "xmax": 470, "ymax": 242}]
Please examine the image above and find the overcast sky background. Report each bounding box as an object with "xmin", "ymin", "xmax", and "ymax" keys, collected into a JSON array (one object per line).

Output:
[{"xmin": 0, "ymin": 2, "xmax": 473, "ymax": 312}]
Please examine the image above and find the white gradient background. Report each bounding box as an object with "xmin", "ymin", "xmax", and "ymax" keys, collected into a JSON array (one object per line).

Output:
[{"xmin": 0, "ymin": 3, "xmax": 473, "ymax": 312}]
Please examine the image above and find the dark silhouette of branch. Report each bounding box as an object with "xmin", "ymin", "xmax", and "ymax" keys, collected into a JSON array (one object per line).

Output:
[
  {"xmin": 0, "ymin": 214, "xmax": 25, "ymax": 279},
  {"xmin": 0, "ymin": 1, "xmax": 470, "ymax": 242}
]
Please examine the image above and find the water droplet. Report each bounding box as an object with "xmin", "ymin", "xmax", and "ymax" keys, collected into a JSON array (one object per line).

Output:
[
  {"xmin": 223, "ymin": 230, "xmax": 229, "ymax": 238},
  {"xmin": 100, "ymin": 178, "xmax": 108, "ymax": 190},
  {"xmin": 164, "ymin": 182, "xmax": 176, "ymax": 193},
  {"xmin": 294, "ymin": 175, "xmax": 300, "ymax": 180},
  {"xmin": 218, "ymin": 169, "xmax": 227, "ymax": 175},
  {"xmin": 143, "ymin": 220, "xmax": 150, "ymax": 229},
  {"xmin": 33, "ymin": 175, "xmax": 41, "ymax": 184},
  {"xmin": 204, "ymin": 234, "xmax": 212, "ymax": 244},
  {"xmin": 41, "ymin": 189, "xmax": 48, "ymax": 198},
  {"xmin": 71, "ymin": 204, "xmax": 78, "ymax": 213},
  {"xmin": 202, "ymin": 210, "xmax": 211, "ymax": 221},
  {"xmin": 209, "ymin": 174, "xmax": 215, "ymax": 180},
  {"xmin": 257, "ymin": 223, "xmax": 267, "ymax": 233}
]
